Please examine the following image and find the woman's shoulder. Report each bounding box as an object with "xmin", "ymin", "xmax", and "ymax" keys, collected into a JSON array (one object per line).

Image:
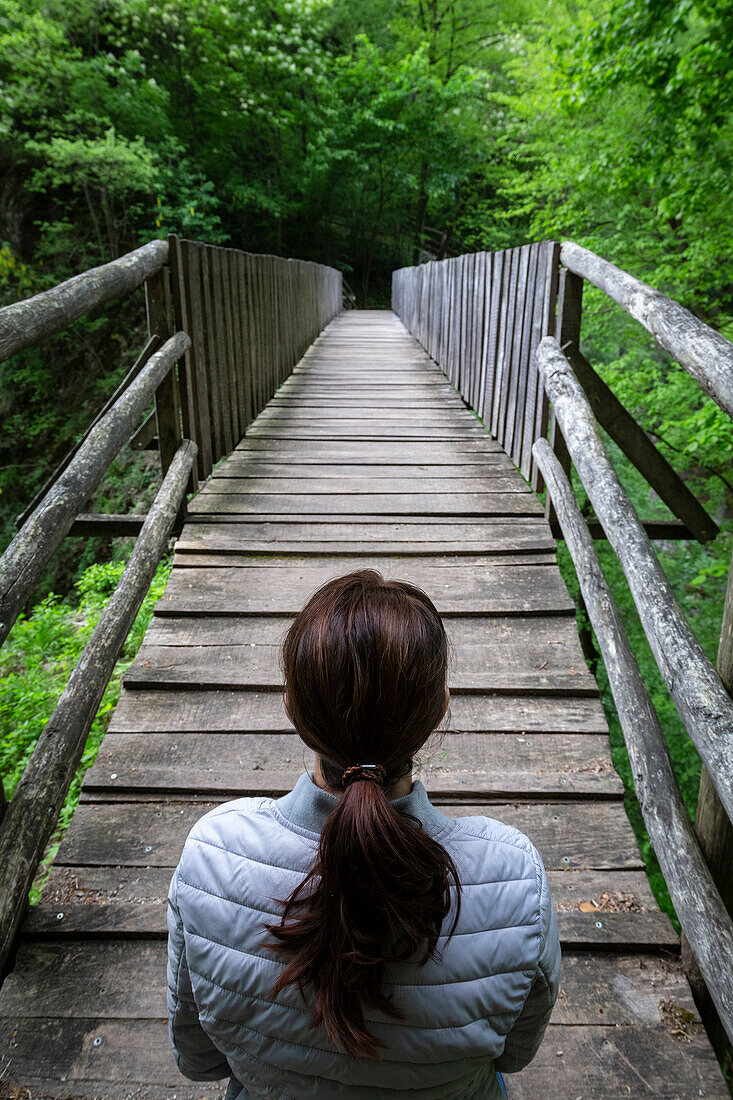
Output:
[
  {"xmin": 450, "ymin": 810, "xmax": 536, "ymax": 851},
  {"xmin": 446, "ymin": 812, "xmax": 549, "ymax": 899},
  {"xmin": 178, "ymin": 794, "xmax": 294, "ymax": 862},
  {"xmin": 171, "ymin": 795, "xmax": 313, "ymax": 917}
]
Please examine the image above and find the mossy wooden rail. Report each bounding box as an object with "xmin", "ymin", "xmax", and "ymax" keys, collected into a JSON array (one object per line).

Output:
[{"xmin": 0, "ymin": 237, "xmax": 731, "ymax": 1097}]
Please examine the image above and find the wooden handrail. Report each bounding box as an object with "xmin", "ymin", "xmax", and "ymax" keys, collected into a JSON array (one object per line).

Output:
[
  {"xmin": 0, "ymin": 240, "xmax": 168, "ymax": 364},
  {"xmin": 559, "ymin": 339, "xmax": 718, "ymax": 542},
  {"xmin": 0, "ymin": 331, "xmax": 190, "ymax": 647},
  {"xmin": 0, "ymin": 439, "xmax": 197, "ymax": 976},
  {"xmin": 536, "ymin": 335, "xmax": 733, "ymax": 823},
  {"xmin": 533, "ymin": 436, "xmax": 733, "ymax": 1046},
  {"xmin": 560, "ymin": 241, "xmax": 733, "ymax": 419}
]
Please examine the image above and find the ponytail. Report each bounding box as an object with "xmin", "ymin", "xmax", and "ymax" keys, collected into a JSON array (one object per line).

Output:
[{"xmin": 265, "ymin": 570, "xmax": 461, "ymax": 1059}]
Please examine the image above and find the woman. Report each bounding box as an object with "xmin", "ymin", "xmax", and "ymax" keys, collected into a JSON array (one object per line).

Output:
[{"xmin": 167, "ymin": 570, "xmax": 561, "ymax": 1099}]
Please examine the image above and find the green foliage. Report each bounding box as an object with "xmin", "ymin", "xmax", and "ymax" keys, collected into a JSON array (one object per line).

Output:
[
  {"xmin": 483, "ymin": 0, "xmax": 733, "ymax": 935},
  {"xmin": 1, "ymin": 0, "xmax": 732, "ymax": 975},
  {"xmin": 0, "ymin": 556, "xmax": 172, "ymax": 899}
]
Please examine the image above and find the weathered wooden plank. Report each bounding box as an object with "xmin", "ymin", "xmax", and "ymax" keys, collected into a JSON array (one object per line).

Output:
[
  {"xmin": 475, "ymin": 253, "xmax": 492, "ymax": 417},
  {"xmin": 25, "ymin": 866, "xmax": 664, "ymax": 942},
  {"xmin": 123, "ymin": 654, "xmax": 590, "ymax": 694},
  {"xmin": 246, "ymin": 419, "xmax": 488, "ymax": 435},
  {"xmin": 125, "ymin": 634, "xmax": 598, "ymax": 694},
  {"xmin": 187, "ymin": 492, "xmax": 544, "ymax": 517},
  {"xmin": 174, "ymin": 519, "xmax": 555, "ymax": 554},
  {"xmin": 206, "ymin": 475, "xmax": 531, "ymax": 495},
  {"xmin": 174, "ymin": 541, "xmax": 550, "ymax": 558},
  {"xmin": 6, "ymin": 944, "xmax": 694, "ymax": 1026},
  {"xmin": 691, "ymin": 555, "xmax": 733, "ymax": 940},
  {"xmin": 68, "ymin": 514, "xmax": 146, "ymax": 539},
  {"xmin": 234, "ymin": 251, "xmax": 253, "ymax": 430},
  {"xmin": 285, "ymin": 377, "xmax": 451, "ymax": 387},
  {"xmin": 144, "ymin": 612, "xmax": 581, "ymax": 650},
  {"xmin": 244, "ymin": 424, "xmax": 491, "ymax": 440},
  {"xmin": 235, "ymin": 437, "xmax": 505, "ymax": 456},
  {"xmin": 0, "ymin": 1082, "xmax": 218, "ymax": 1100},
  {"xmin": 108, "ymin": 686, "xmax": 608, "ymax": 735},
  {"xmin": 241, "ymin": 251, "xmax": 258, "ymax": 422},
  {"xmin": 51, "ymin": 799, "xmax": 641, "ymax": 871},
  {"xmin": 182, "ymin": 514, "xmax": 547, "ymax": 526},
  {"xmin": 31, "ymin": 873, "xmax": 670, "ymax": 946},
  {"xmin": 513, "ymin": 1024, "xmax": 726, "ymax": 1097},
  {"xmin": 211, "ymin": 461, "xmax": 516, "ymax": 479},
  {"xmin": 154, "ymin": 561, "xmax": 571, "ymax": 615},
  {"xmin": 269, "ymin": 394, "xmax": 467, "ymax": 406},
  {"xmin": 256, "ymin": 407, "xmax": 479, "ymax": 422},
  {"xmin": 83, "ymin": 732, "xmax": 622, "ymax": 798},
  {"xmin": 1, "ymin": 1015, "xmax": 725, "ymax": 1097},
  {"xmin": 181, "ymin": 551, "xmax": 536, "ymax": 576},
  {"xmin": 544, "ymin": 262, "xmax": 578, "ymax": 518},
  {"xmin": 166, "ymin": 236, "xmax": 199, "ymax": 475}
]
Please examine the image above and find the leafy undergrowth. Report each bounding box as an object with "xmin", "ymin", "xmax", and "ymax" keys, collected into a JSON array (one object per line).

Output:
[{"xmin": 0, "ymin": 556, "xmax": 172, "ymax": 902}]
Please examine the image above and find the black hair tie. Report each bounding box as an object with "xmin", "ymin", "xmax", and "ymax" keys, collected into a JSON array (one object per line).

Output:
[{"xmin": 341, "ymin": 763, "xmax": 386, "ymax": 788}]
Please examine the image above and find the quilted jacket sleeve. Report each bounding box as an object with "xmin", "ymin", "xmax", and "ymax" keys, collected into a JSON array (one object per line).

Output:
[
  {"xmin": 494, "ymin": 850, "xmax": 561, "ymax": 1074},
  {"xmin": 167, "ymin": 866, "xmax": 231, "ymax": 1081}
]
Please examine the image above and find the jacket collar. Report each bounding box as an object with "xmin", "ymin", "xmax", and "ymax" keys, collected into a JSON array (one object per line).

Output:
[{"xmin": 275, "ymin": 770, "xmax": 454, "ymax": 840}]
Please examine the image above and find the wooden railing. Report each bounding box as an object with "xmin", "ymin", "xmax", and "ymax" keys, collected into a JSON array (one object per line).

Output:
[
  {"xmin": 0, "ymin": 236, "xmax": 341, "ymax": 974},
  {"xmin": 393, "ymin": 244, "xmax": 719, "ymax": 541},
  {"xmin": 393, "ymin": 242, "xmax": 733, "ymax": 1046}
]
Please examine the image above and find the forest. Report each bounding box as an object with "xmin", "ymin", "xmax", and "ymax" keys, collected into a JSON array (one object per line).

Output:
[{"xmin": 1, "ymin": 0, "xmax": 732, "ymax": 924}]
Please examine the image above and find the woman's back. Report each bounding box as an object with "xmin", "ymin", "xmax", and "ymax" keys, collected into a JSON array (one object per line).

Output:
[
  {"xmin": 167, "ymin": 773, "xmax": 560, "ymax": 1099},
  {"xmin": 167, "ymin": 570, "xmax": 561, "ymax": 1098}
]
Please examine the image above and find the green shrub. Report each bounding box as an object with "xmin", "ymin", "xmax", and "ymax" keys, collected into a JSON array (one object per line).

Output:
[{"xmin": 0, "ymin": 555, "xmax": 172, "ymax": 900}]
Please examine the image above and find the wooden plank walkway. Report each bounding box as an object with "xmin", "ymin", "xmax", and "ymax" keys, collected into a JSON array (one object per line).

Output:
[{"xmin": 0, "ymin": 310, "xmax": 726, "ymax": 1098}]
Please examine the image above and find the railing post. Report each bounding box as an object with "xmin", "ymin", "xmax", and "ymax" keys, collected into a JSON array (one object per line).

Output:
[
  {"xmin": 545, "ymin": 266, "xmax": 581, "ymax": 523},
  {"xmin": 682, "ymin": 552, "xmax": 733, "ymax": 1066},
  {"xmin": 704, "ymin": 553, "xmax": 733, "ymax": 912}
]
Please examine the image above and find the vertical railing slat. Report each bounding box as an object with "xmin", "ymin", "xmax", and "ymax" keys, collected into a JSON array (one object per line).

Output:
[
  {"xmin": 520, "ymin": 242, "xmax": 549, "ymax": 481},
  {"xmin": 178, "ymin": 240, "xmax": 213, "ymax": 479}
]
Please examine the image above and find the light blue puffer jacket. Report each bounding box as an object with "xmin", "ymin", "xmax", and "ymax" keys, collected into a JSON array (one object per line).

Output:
[{"xmin": 167, "ymin": 771, "xmax": 561, "ymax": 1099}]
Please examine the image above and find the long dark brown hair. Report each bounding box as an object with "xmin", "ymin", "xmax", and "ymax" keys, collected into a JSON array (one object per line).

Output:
[{"xmin": 265, "ymin": 569, "xmax": 461, "ymax": 1060}]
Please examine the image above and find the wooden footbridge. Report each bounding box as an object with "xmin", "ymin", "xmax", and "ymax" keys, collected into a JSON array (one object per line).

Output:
[{"xmin": 0, "ymin": 237, "xmax": 732, "ymax": 1097}]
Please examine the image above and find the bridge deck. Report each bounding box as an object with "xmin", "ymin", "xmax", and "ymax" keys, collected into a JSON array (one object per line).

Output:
[{"xmin": 0, "ymin": 311, "xmax": 726, "ymax": 1097}]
